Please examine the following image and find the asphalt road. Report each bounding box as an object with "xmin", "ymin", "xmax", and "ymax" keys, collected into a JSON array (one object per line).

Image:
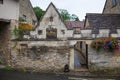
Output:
[{"xmin": 0, "ymin": 69, "xmax": 120, "ymax": 80}]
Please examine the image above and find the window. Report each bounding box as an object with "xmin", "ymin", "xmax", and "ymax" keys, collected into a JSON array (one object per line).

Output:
[
  {"xmin": 61, "ymin": 30, "xmax": 65, "ymax": 34},
  {"xmin": 38, "ymin": 30, "xmax": 42, "ymax": 35},
  {"xmin": 0, "ymin": 0, "xmax": 3, "ymax": 4},
  {"xmin": 46, "ymin": 27, "xmax": 57, "ymax": 39},
  {"xmin": 22, "ymin": 15, "xmax": 26, "ymax": 21},
  {"xmin": 112, "ymin": 0, "xmax": 117, "ymax": 7},
  {"xmin": 32, "ymin": 20, "xmax": 36, "ymax": 26}
]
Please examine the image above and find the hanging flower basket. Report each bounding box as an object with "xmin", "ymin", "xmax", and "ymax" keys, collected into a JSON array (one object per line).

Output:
[
  {"xmin": 19, "ymin": 22, "xmax": 33, "ymax": 30},
  {"xmin": 91, "ymin": 37, "xmax": 119, "ymax": 52}
]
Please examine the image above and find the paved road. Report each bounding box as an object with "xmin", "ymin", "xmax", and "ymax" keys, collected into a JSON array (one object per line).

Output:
[{"xmin": 0, "ymin": 69, "xmax": 119, "ymax": 80}]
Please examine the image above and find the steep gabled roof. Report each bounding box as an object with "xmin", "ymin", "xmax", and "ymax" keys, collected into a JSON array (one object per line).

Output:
[
  {"xmin": 102, "ymin": 0, "xmax": 107, "ymax": 13},
  {"xmin": 40, "ymin": 2, "xmax": 69, "ymax": 29},
  {"xmin": 85, "ymin": 13, "xmax": 120, "ymax": 34},
  {"xmin": 65, "ymin": 21, "xmax": 84, "ymax": 29}
]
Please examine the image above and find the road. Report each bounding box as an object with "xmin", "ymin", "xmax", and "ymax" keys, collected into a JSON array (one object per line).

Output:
[{"xmin": 0, "ymin": 69, "xmax": 119, "ymax": 80}]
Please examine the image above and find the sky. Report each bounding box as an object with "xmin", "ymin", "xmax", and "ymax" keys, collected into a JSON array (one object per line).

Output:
[{"xmin": 30, "ymin": 0, "xmax": 106, "ymax": 21}]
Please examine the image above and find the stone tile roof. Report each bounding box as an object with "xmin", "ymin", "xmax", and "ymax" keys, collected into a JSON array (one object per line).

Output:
[
  {"xmin": 85, "ymin": 13, "xmax": 120, "ymax": 34},
  {"xmin": 65, "ymin": 21, "xmax": 84, "ymax": 30}
]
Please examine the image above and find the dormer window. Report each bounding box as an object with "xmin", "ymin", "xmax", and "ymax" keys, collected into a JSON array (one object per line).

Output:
[
  {"xmin": 112, "ymin": 0, "xmax": 117, "ymax": 7},
  {"xmin": 0, "ymin": 0, "xmax": 3, "ymax": 4}
]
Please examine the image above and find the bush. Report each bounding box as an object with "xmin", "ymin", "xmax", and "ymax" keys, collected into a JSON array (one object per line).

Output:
[{"xmin": 3, "ymin": 66, "xmax": 13, "ymax": 71}]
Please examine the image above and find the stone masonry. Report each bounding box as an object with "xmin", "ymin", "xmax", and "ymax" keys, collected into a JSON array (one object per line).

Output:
[
  {"xmin": 88, "ymin": 45, "xmax": 120, "ymax": 74},
  {"xmin": 11, "ymin": 41, "xmax": 70, "ymax": 72},
  {"xmin": 103, "ymin": 0, "xmax": 120, "ymax": 14}
]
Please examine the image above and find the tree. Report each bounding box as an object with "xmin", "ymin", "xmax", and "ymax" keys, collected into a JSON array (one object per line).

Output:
[
  {"xmin": 58, "ymin": 9, "xmax": 79, "ymax": 21},
  {"xmin": 58, "ymin": 9, "xmax": 71, "ymax": 20},
  {"xmin": 71, "ymin": 14, "xmax": 80, "ymax": 21},
  {"xmin": 33, "ymin": 6, "xmax": 44, "ymax": 21}
]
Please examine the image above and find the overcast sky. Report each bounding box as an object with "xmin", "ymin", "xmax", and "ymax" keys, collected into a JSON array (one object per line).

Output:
[{"xmin": 30, "ymin": 0, "xmax": 106, "ymax": 20}]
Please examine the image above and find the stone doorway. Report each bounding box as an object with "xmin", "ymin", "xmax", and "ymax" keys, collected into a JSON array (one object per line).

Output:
[
  {"xmin": 0, "ymin": 21, "xmax": 10, "ymax": 65},
  {"xmin": 74, "ymin": 41, "xmax": 88, "ymax": 71}
]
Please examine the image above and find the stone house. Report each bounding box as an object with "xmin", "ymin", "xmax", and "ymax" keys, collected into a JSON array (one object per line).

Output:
[
  {"xmin": 82, "ymin": 0, "xmax": 120, "ymax": 73},
  {"xmin": 11, "ymin": 1, "xmax": 120, "ymax": 73},
  {"xmin": 11, "ymin": 2, "xmax": 87, "ymax": 72},
  {"xmin": 0, "ymin": 0, "xmax": 37, "ymax": 65},
  {"xmin": 1, "ymin": 0, "xmax": 120, "ymax": 73},
  {"xmin": 84, "ymin": 13, "xmax": 120, "ymax": 72},
  {"xmin": 103, "ymin": 0, "xmax": 120, "ymax": 14}
]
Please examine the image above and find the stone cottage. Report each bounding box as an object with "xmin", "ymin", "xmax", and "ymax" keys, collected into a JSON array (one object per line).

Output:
[
  {"xmin": 84, "ymin": 13, "xmax": 120, "ymax": 73},
  {"xmin": 103, "ymin": 0, "xmax": 120, "ymax": 14},
  {"xmin": 10, "ymin": 2, "xmax": 87, "ymax": 72},
  {"xmin": 1, "ymin": 0, "xmax": 120, "ymax": 73},
  {"xmin": 0, "ymin": 0, "xmax": 37, "ymax": 65}
]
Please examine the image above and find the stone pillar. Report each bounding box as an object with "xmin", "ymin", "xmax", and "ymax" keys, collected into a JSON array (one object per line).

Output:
[{"xmin": 69, "ymin": 47, "xmax": 74, "ymax": 70}]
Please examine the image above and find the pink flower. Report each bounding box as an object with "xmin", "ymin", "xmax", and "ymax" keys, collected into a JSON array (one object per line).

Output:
[{"xmin": 116, "ymin": 46, "xmax": 120, "ymax": 51}]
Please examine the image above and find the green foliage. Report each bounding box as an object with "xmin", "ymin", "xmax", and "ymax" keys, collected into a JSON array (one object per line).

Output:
[
  {"xmin": 13, "ymin": 26, "xmax": 23, "ymax": 38},
  {"xmin": 4, "ymin": 66, "xmax": 13, "ymax": 71},
  {"xmin": 33, "ymin": 6, "xmax": 79, "ymax": 21},
  {"xmin": 58, "ymin": 9, "xmax": 79, "ymax": 21},
  {"xmin": 71, "ymin": 14, "xmax": 80, "ymax": 21},
  {"xmin": 33, "ymin": 6, "xmax": 45, "ymax": 21}
]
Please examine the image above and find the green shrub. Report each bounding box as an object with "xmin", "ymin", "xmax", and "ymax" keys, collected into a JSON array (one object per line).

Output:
[{"xmin": 4, "ymin": 66, "xmax": 13, "ymax": 71}]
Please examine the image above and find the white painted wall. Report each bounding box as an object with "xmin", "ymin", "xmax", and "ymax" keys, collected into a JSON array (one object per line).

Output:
[
  {"xmin": 98, "ymin": 29, "xmax": 110, "ymax": 37},
  {"xmin": 117, "ymin": 29, "xmax": 120, "ymax": 37},
  {"xmin": 73, "ymin": 34, "xmax": 82, "ymax": 38},
  {"xmin": 111, "ymin": 34, "xmax": 118, "ymax": 37},
  {"xmin": 81, "ymin": 30, "xmax": 92, "ymax": 38},
  {"xmin": 0, "ymin": 0, "xmax": 19, "ymax": 20}
]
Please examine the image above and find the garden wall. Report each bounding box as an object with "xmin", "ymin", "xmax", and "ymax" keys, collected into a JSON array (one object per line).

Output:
[
  {"xmin": 88, "ymin": 46, "xmax": 120, "ymax": 74},
  {"xmin": 11, "ymin": 41, "xmax": 70, "ymax": 72}
]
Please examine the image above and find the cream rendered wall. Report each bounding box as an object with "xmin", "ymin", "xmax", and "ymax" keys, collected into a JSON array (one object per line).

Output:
[{"xmin": 0, "ymin": 0, "xmax": 19, "ymax": 20}]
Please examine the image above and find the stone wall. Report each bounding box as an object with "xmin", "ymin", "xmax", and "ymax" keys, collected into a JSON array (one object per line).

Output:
[
  {"xmin": 19, "ymin": 0, "xmax": 37, "ymax": 26},
  {"xmin": 103, "ymin": 0, "xmax": 120, "ymax": 14},
  {"xmin": 30, "ymin": 3, "xmax": 73, "ymax": 40},
  {"xmin": 11, "ymin": 41, "xmax": 70, "ymax": 72},
  {"xmin": 0, "ymin": 22, "xmax": 11, "ymax": 65},
  {"xmin": 88, "ymin": 45, "xmax": 120, "ymax": 74}
]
